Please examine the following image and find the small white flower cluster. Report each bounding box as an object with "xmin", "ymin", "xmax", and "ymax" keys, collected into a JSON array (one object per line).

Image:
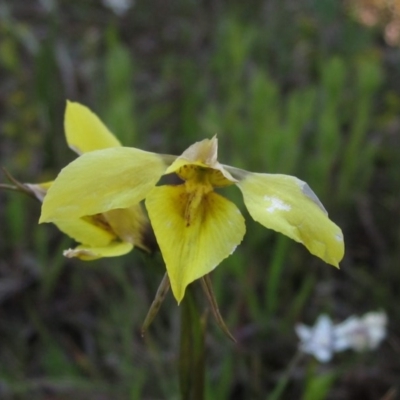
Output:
[{"xmin": 295, "ymin": 311, "xmax": 387, "ymax": 363}]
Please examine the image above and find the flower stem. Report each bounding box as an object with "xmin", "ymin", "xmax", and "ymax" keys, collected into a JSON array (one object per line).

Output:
[
  {"xmin": 267, "ymin": 351, "xmax": 304, "ymax": 400},
  {"xmin": 1, "ymin": 167, "xmax": 39, "ymax": 200},
  {"xmin": 179, "ymin": 285, "xmax": 207, "ymax": 400}
]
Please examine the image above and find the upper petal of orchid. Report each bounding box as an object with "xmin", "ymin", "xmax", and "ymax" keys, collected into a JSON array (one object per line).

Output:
[
  {"xmin": 145, "ymin": 184, "xmax": 246, "ymax": 303},
  {"xmin": 231, "ymin": 170, "xmax": 344, "ymax": 267},
  {"xmin": 166, "ymin": 137, "xmax": 237, "ymax": 187},
  {"xmin": 40, "ymin": 147, "xmax": 169, "ymax": 223},
  {"xmin": 65, "ymin": 100, "xmax": 121, "ymax": 155}
]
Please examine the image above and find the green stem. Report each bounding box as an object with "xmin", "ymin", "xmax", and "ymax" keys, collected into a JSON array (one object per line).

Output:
[
  {"xmin": 179, "ymin": 285, "xmax": 207, "ymax": 400},
  {"xmin": 0, "ymin": 183, "xmax": 20, "ymax": 191},
  {"xmin": 267, "ymin": 351, "xmax": 303, "ymax": 400},
  {"xmin": 1, "ymin": 167, "xmax": 39, "ymax": 200}
]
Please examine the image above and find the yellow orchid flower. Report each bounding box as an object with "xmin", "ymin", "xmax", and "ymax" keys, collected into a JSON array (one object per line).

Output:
[
  {"xmin": 40, "ymin": 136, "xmax": 344, "ymax": 302},
  {"xmin": 29, "ymin": 101, "xmax": 150, "ymax": 260}
]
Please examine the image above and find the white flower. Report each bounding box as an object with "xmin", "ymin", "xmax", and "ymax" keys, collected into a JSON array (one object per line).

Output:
[
  {"xmin": 295, "ymin": 311, "xmax": 387, "ymax": 363},
  {"xmin": 334, "ymin": 311, "xmax": 387, "ymax": 352},
  {"xmin": 295, "ymin": 315, "xmax": 336, "ymax": 362}
]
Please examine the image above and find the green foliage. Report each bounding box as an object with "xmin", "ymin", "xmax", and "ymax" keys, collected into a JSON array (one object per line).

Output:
[
  {"xmin": 303, "ymin": 371, "xmax": 337, "ymax": 400},
  {"xmin": 102, "ymin": 26, "xmax": 137, "ymax": 147}
]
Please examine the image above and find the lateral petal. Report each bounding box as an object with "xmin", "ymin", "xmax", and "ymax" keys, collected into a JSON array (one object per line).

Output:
[
  {"xmin": 146, "ymin": 185, "xmax": 245, "ymax": 303},
  {"xmin": 65, "ymin": 101, "xmax": 121, "ymax": 154},
  {"xmin": 103, "ymin": 204, "xmax": 150, "ymax": 252},
  {"xmin": 236, "ymin": 172, "xmax": 344, "ymax": 267},
  {"xmin": 40, "ymin": 147, "xmax": 167, "ymax": 222},
  {"xmin": 55, "ymin": 217, "xmax": 116, "ymax": 247},
  {"xmin": 63, "ymin": 241, "xmax": 133, "ymax": 260}
]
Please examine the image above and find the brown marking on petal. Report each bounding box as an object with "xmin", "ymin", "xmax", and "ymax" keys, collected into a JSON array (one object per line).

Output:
[
  {"xmin": 184, "ymin": 190, "xmax": 201, "ymax": 227},
  {"xmin": 182, "ymin": 180, "xmax": 213, "ymax": 228},
  {"xmin": 85, "ymin": 214, "xmax": 114, "ymax": 233},
  {"xmin": 176, "ymin": 164, "xmax": 234, "ymax": 188}
]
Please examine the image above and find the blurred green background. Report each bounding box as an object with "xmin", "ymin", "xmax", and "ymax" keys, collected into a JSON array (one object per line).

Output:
[{"xmin": 1, "ymin": 0, "xmax": 400, "ymax": 399}]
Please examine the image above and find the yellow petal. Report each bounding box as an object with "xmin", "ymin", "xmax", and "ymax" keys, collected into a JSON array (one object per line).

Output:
[
  {"xmin": 168, "ymin": 136, "xmax": 219, "ymax": 168},
  {"xmin": 55, "ymin": 217, "xmax": 116, "ymax": 247},
  {"xmin": 165, "ymin": 137, "xmax": 237, "ymax": 185},
  {"xmin": 103, "ymin": 204, "xmax": 150, "ymax": 252},
  {"xmin": 63, "ymin": 241, "xmax": 133, "ymax": 260},
  {"xmin": 25, "ymin": 182, "xmax": 117, "ymax": 246},
  {"xmin": 236, "ymin": 172, "xmax": 344, "ymax": 267},
  {"xmin": 146, "ymin": 185, "xmax": 246, "ymax": 303},
  {"xmin": 65, "ymin": 100, "xmax": 121, "ymax": 154},
  {"xmin": 40, "ymin": 147, "xmax": 167, "ymax": 223}
]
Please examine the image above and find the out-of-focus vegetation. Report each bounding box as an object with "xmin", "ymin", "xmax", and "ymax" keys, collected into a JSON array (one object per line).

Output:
[{"xmin": 0, "ymin": 0, "xmax": 399, "ymax": 399}]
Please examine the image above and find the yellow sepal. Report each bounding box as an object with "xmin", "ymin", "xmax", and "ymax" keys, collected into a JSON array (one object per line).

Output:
[
  {"xmin": 25, "ymin": 183, "xmax": 118, "ymax": 247},
  {"xmin": 40, "ymin": 147, "xmax": 167, "ymax": 223},
  {"xmin": 55, "ymin": 217, "xmax": 116, "ymax": 247},
  {"xmin": 63, "ymin": 241, "xmax": 133, "ymax": 260},
  {"xmin": 146, "ymin": 185, "xmax": 246, "ymax": 303},
  {"xmin": 65, "ymin": 101, "xmax": 121, "ymax": 154},
  {"xmin": 236, "ymin": 173, "xmax": 344, "ymax": 267}
]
